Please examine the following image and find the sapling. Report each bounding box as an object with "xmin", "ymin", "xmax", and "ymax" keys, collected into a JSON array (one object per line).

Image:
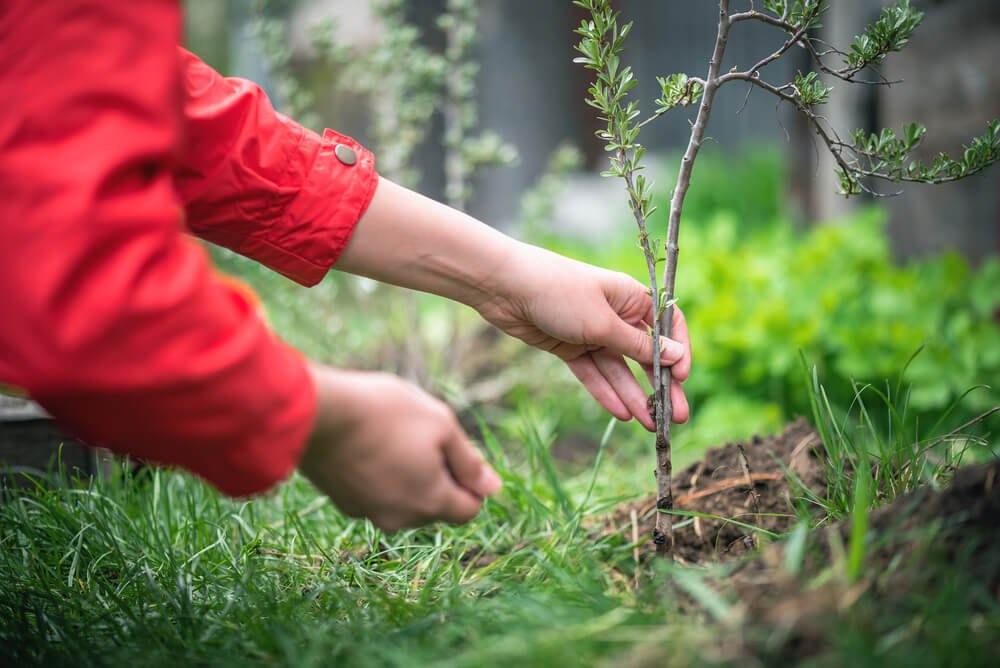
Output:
[{"xmin": 574, "ymin": 0, "xmax": 1000, "ymax": 559}]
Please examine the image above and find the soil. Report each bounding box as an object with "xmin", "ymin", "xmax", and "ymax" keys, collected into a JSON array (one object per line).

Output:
[
  {"xmin": 467, "ymin": 415, "xmax": 1000, "ymax": 661},
  {"xmin": 594, "ymin": 417, "xmax": 826, "ymax": 564}
]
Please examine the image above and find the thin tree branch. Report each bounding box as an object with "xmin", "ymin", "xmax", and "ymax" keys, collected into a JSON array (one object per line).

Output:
[
  {"xmin": 730, "ymin": 15, "xmax": 812, "ymax": 83},
  {"xmin": 717, "ymin": 7, "xmax": 814, "ymax": 87},
  {"xmin": 636, "ymin": 110, "xmax": 667, "ymax": 131},
  {"xmin": 731, "ymin": 10, "xmax": 899, "ymax": 85},
  {"xmin": 619, "ymin": 158, "xmax": 663, "ymax": 385},
  {"xmin": 728, "ymin": 72, "xmax": 875, "ymax": 194},
  {"xmin": 730, "ymin": 72, "xmax": 998, "ymax": 192},
  {"xmin": 652, "ymin": 0, "xmax": 734, "ymax": 558}
]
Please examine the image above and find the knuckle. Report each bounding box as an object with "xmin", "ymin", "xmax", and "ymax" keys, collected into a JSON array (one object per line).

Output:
[
  {"xmin": 429, "ymin": 398, "xmax": 455, "ymax": 423},
  {"xmin": 633, "ymin": 325, "xmax": 650, "ymax": 347},
  {"xmin": 629, "ymin": 328, "xmax": 651, "ymax": 358},
  {"xmin": 614, "ymin": 271, "xmax": 648, "ymax": 301}
]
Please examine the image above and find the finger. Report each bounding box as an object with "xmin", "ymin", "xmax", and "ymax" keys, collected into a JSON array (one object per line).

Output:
[
  {"xmin": 566, "ymin": 355, "xmax": 631, "ymax": 421},
  {"xmin": 641, "ymin": 365, "xmax": 686, "ymax": 399},
  {"xmin": 670, "ymin": 378, "xmax": 690, "ymax": 424},
  {"xmin": 598, "ymin": 316, "xmax": 686, "ymax": 368},
  {"xmin": 666, "ymin": 307, "xmax": 692, "ymax": 382},
  {"xmin": 442, "ymin": 424, "xmax": 502, "ymax": 498},
  {"xmin": 592, "ymin": 351, "xmax": 655, "ymax": 431},
  {"xmin": 640, "ymin": 378, "xmax": 689, "ymax": 424},
  {"xmin": 434, "ymin": 481, "xmax": 485, "ymax": 526}
]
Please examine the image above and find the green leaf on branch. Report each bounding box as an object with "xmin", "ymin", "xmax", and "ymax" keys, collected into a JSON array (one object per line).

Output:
[
  {"xmin": 657, "ymin": 292, "xmax": 677, "ymax": 318},
  {"xmin": 842, "ymin": 120, "xmax": 999, "ymax": 193},
  {"xmin": 793, "ymin": 71, "xmax": 831, "ymax": 106},
  {"xmin": 656, "ymin": 74, "xmax": 704, "ymax": 112},
  {"xmin": 846, "ymin": 0, "xmax": 923, "ymax": 71},
  {"xmin": 762, "ymin": 0, "xmax": 826, "ymax": 29}
]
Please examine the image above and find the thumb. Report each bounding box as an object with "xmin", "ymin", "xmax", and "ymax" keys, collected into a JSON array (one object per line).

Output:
[
  {"xmin": 442, "ymin": 428, "xmax": 502, "ymax": 498},
  {"xmin": 601, "ymin": 317, "xmax": 685, "ymax": 366}
]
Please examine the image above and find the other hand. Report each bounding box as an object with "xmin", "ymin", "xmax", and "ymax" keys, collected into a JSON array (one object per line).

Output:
[{"xmin": 299, "ymin": 364, "xmax": 501, "ymax": 532}]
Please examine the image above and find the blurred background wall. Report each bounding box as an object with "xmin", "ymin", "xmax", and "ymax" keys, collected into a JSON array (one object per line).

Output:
[{"xmin": 185, "ymin": 0, "xmax": 999, "ymax": 263}]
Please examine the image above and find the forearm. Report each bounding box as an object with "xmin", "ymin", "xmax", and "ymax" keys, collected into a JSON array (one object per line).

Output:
[{"xmin": 335, "ymin": 177, "xmax": 526, "ymax": 308}]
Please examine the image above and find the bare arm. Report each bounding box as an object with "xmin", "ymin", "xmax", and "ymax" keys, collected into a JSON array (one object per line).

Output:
[
  {"xmin": 337, "ymin": 177, "xmax": 692, "ymax": 429},
  {"xmin": 335, "ymin": 177, "xmax": 519, "ymax": 307}
]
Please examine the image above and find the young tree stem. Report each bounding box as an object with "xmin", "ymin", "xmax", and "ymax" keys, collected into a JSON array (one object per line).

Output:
[
  {"xmin": 620, "ymin": 165, "xmax": 663, "ymax": 407},
  {"xmin": 653, "ymin": 0, "xmax": 733, "ymax": 557}
]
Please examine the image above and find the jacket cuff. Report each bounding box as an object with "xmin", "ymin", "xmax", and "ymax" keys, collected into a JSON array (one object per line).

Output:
[{"xmin": 252, "ymin": 128, "xmax": 378, "ymax": 287}]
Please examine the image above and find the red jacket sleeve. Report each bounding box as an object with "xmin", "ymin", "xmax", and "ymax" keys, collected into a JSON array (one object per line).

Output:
[
  {"xmin": 0, "ymin": 0, "xmax": 341, "ymax": 496},
  {"xmin": 175, "ymin": 49, "xmax": 377, "ymax": 286}
]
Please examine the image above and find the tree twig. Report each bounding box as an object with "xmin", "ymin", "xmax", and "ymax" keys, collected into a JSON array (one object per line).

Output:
[
  {"xmin": 730, "ymin": 9, "xmax": 896, "ymax": 85},
  {"xmin": 653, "ymin": 0, "xmax": 735, "ymax": 558},
  {"xmin": 675, "ymin": 473, "xmax": 783, "ymax": 506}
]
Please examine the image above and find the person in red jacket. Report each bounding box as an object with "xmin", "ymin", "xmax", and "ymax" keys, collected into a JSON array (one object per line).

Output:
[{"xmin": 0, "ymin": 1, "xmax": 691, "ymax": 532}]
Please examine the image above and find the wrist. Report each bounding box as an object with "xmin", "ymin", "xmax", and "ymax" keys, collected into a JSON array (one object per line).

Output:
[
  {"xmin": 302, "ymin": 364, "xmax": 357, "ymax": 461},
  {"xmin": 455, "ymin": 234, "xmax": 527, "ymax": 310},
  {"xmin": 469, "ymin": 242, "xmax": 570, "ymax": 316}
]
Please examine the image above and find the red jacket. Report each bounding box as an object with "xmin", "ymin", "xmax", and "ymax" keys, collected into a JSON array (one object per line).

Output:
[{"xmin": 0, "ymin": 1, "xmax": 377, "ymax": 495}]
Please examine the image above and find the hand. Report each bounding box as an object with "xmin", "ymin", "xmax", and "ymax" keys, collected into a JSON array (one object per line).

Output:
[
  {"xmin": 299, "ymin": 364, "xmax": 502, "ymax": 532},
  {"xmin": 473, "ymin": 246, "xmax": 691, "ymax": 431}
]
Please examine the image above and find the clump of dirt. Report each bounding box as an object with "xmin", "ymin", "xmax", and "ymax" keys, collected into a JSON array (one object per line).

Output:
[{"xmin": 595, "ymin": 417, "xmax": 826, "ymax": 564}]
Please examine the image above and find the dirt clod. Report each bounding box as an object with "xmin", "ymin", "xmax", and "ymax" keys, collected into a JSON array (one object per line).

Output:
[{"xmin": 596, "ymin": 417, "xmax": 825, "ymax": 564}]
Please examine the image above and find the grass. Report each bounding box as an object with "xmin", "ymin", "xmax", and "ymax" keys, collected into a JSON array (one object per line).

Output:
[
  {"xmin": 0, "ymin": 418, "xmax": 709, "ymax": 667},
  {"xmin": 3, "ymin": 368, "xmax": 999, "ymax": 666}
]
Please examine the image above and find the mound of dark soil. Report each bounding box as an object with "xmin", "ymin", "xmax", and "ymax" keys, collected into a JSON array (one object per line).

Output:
[
  {"xmin": 728, "ymin": 457, "xmax": 1000, "ymax": 662},
  {"xmin": 594, "ymin": 418, "xmax": 827, "ymax": 564}
]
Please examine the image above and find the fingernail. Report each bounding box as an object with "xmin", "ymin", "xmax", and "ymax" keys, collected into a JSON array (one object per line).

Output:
[
  {"xmin": 478, "ymin": 466, "xmax": 502, "ymax": 496},
  {"xmin": 660, "ymin": 337, "xmax": 684, "ymax": 360}
]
